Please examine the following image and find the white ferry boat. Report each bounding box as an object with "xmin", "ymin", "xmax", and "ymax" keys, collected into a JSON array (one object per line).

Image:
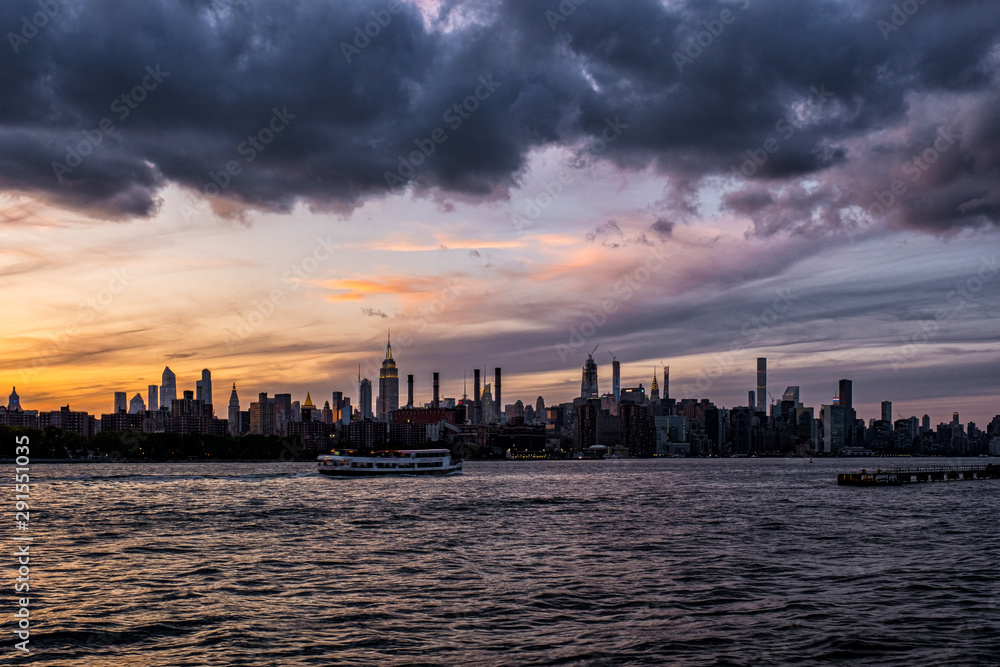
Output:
[{"xmin": 317, "ymin": 448, "xmax": 462, "ymax": 477}]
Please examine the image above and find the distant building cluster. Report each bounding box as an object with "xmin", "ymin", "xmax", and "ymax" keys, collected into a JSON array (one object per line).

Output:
[
  {"xmin": 3, "ymin": 344, "xmax": 1000, "ymax": 459},
  {"xmin": 559, "ymin": 355, "xmax": 1000, "ymax": 459}
]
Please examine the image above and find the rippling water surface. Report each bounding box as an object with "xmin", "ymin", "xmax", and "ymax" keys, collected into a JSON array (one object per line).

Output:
[{"xmin": 11, "ymin": 458, "xmax": 1000, "ymax": 665}]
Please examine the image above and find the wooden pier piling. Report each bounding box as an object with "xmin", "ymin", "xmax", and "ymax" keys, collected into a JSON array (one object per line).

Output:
[{"xmin": 837, "ymin": 464, "xmax": 999, "ymax": 487}]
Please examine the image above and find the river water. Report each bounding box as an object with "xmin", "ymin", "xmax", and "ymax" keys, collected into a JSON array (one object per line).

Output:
[{"xmin": 9, "ymin": 458, "xmax": 1000, "ymax": 665}]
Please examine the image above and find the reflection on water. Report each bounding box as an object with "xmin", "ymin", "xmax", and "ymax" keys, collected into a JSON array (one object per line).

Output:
[{"xmin": 14, "ymin": 459, "xmax": 1000, "ymax": 665}]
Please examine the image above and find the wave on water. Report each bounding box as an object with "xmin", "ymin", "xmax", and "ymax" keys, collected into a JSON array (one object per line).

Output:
[{"xmin": 25, "ymin": 458, "xmax": 1000, "ymax": 666}]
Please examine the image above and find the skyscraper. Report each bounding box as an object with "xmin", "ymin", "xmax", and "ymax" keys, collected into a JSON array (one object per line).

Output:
[
  {"xmin": 129, "ymin": 393, "xmax": 145, "ymax": 414},
  {"xmin": 114, "ymin": 391, "xmax": 127, "ymax": 413},
  {"xmin": 228, "ymin": 383, "xmax": 240, "ymax": 436},
  {"xmin": 360, "ymin": 378, "xmax": 373, "ymax": 420},
  {"xmin": 331, "ymin": 391, "xmax": 344, "ymax": 423},
  {"xmin": 756, "ymin": 358, "xmax": 766, "ymax": 414},
  {"xmin": 274, "ymin": 393, "xmax": 292, "ymax": 434},
  {"xmin": 612, "ymin": 359, "xmax": 621, "ymax": 403},
  {"xmin": 250, "ymin": 392, "xmax": 275, "ymax": 436},
  {"xmin": 581, "ymin": 353, "xmax": 598, "ymax": 399},
  {"xmin": 662, "ymin": 365, "xmax": 669, "ymax": 401},
  {"xmin": 200, "ymin": 369, "xmax": 213, "ymax": 411},
  {"xmin": 781, "ymin": 386, "xmax": 801, "ymax": 407},
  {"xmin": 837, "ymin": 379, "xmax": 855, "ymax": 448},
  {"xmin": 650, "ymin": 371, "xmax": 660, "ymax": 401},
  {"xmin": 302, "ymin": 392, "xmax": 315, "ymax": 422},
  {"xmin": 838, "ymin": 379, "xmax": 853, "ymax": 412},
  {"xmin": 881, "ymin": 401, "xmax": 893, "ymax": 424},
  {"xmin": 823, "ymin": 379, "xmax": 857, "ymax": 447},
  {"xmin": 161, "ymin": 366, "xmax": 177, "ymax": 409},
  {"xmin": 377, "ymin": 334, "xmax": 399, "ymax": 421},
  {"xmin": 822, "ymin": 404, "xmax": 847, "ymax": 453},
  {"xmin": 780, "ymin": 386, "xmax": 801, "ymax": 422},
  {"xmin": 494, "ymin": 368, "xmax": 502, "ymax": 423},
  {"xmin": 147, "ymin": 385, "xmax": 158, "ymax": 413},
  {"xmin": 473, "ymin": 369, "xmax": 481, "ymax": 424}
]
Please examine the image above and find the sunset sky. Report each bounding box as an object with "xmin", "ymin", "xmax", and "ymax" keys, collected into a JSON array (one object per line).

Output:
[{"xmin": 1, "ymin": 0, "xmax": 998, "ymax": 425}]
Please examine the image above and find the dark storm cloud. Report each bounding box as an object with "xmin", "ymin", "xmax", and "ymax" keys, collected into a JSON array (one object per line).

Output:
[
  {"xmin": 650, "ymin": 218, "xmax": 674, "ymax": 238},
  {"xmin": 1, "ymin": 0, "xmax": 998, "ymax": 232}
]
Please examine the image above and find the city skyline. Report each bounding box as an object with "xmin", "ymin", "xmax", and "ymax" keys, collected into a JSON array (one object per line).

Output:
[
  {"xmin": 1, "ymin": 0, "xmax": 998, "ymax": 428},
  {"xmin": 4, "ymin": 3, "xmax": 999, "ymax": 665},
  {"xmin": 3, "ymin": 347, "xmax": 994, "ymax": 429}
]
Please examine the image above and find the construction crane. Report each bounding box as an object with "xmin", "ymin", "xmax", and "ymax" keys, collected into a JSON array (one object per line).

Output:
[
  {"xmin": 609, "ymin": 350, "xmax": 616, "ymax": 362},
  {"xmin": 589, "ymin": 344, "xmax": 599, "ymax": 358}
]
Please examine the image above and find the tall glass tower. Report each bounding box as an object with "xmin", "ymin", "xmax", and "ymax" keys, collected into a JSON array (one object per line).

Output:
[
  {"xmin": 161, "ymin": 366, "xmax": 177, "ymax": 409},
  {"xmin": 756, "ymin": 358, "xmax": 767, "ymax": 414},
  {"xmin": 612, "ymin": 360, "xmax": 621, "ymax": 403},
  {"xmin": 200, "ymin": 369, "xmax": 213, "ymax": 408},
  {"xmin": 360, "ymin": 378, "xmax": 373, "ymax": 420},
  {"xmin": 581, "ymin": 353, "xmax": 599, "ymax": 398}
]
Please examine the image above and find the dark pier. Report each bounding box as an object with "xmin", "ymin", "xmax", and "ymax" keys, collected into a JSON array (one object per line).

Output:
[{"xmin": 838, "ymin": 464, "xmax": 1000, "ymax": 487}]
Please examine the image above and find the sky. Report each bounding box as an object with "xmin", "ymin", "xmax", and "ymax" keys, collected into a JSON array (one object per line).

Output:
[{"xmin": 1, "ymin": 0, "xmax": 999, "ymax": 426}]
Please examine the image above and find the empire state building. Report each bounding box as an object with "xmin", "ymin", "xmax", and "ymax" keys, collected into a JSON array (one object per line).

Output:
[{"xmin": 376, "ymin": 333, "xmax": 399, "ymax": 421}]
